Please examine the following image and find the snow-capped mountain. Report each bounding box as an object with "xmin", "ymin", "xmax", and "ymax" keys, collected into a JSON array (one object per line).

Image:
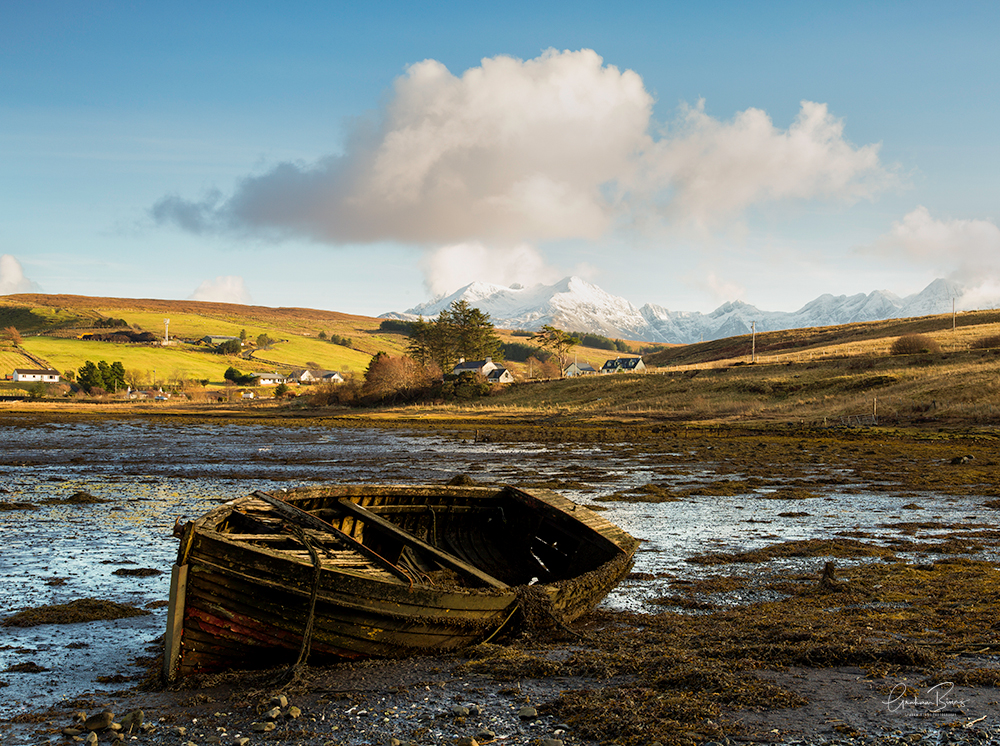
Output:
[{"xmin": 383, "ymin": 277, "xmax": 968, "ymax": 344}]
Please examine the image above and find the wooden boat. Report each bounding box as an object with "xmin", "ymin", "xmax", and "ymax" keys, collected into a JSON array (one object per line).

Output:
[{"xmin": 164, "ymin": 483, "xmax": 638, "ymax": 681}]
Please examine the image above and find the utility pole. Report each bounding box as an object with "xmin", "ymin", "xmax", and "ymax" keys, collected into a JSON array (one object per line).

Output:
[{"xmin": 164, "ymin": 318, "xmax": 170, "ymax": 345}]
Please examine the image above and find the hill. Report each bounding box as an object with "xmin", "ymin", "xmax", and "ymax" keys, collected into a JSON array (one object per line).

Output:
[
  {"xmin": 0, "ymin": 293, "xmax": 636, "ymax": 392},
  {"xmin": 395, "ymin": 308, "xmax": 1000, "ymax": 430}
]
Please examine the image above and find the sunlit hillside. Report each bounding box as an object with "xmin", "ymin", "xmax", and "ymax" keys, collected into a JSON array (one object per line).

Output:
[{"xmin": 0, "ymin": 293, "xmax": 641, "ymax": 389}]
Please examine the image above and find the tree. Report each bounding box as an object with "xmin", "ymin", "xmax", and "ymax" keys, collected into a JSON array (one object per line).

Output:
[
  {"xmin": 217, "ymin": 339, "xmax": 242, "ymax": 355},
  {"xmin": 274, "ymin": 383, "xmax": 290, "ymax": 398},
  {"xmin": 109, "ymin": 362, "xmax": 127, "ymax": 392},
  {"xmin": 318, "ymin": 330, "xmax": 327, "ymax": 340},
  {"xmin": 449, "ymin": 300, "xmax": 503, "ymax": 362},
  {"xmin": 531, "ymin": 325, "xmax": 580, "ymax": 371},
  {"xmin": 2, "ymin": 326, "xmax": 22, "ymax": 345},
  {"xmin": 77, "ymin": 361, "xmax": 103, "ymax": 393},
  {"xmin": 256, "ymin": 333, "xmax": 274, "ymax": 349},
  {"xmin": 239, "ymin": 328, "xmax": 247, "ymax": 342},
  {"xmin": 406, "ymin": 302, "xmax": 502, "ymax": 371},
  {"xmin": 224, "ymin": 367, "xmax": 258, "ymax": 386},
  {"xmin": 362, "ymin": 353, "xmax": 434, "ymax": 404}
]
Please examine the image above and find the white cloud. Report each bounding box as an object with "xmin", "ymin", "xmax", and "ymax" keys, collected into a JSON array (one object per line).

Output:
[
  {"xmin": 421, "ymin": 243, "xmax": 562, "ymax": 297},
  {"xmin": 152, "ymin": 49, "xmax": 889, "ymax": 252},
  {"xmin": 0, "ymin": 254, "xmax": 42, "ymax": 295},
  {"xmin": 639, "ymin": 100, "xmax": 890, "ymax": 227},
  {"xmin": 189, "ymin": 276, "xmax": 253, "ymax": 304},
  {"xmin": 869, "ymin": 206, "xmax": 1000, "ymax": 309}
]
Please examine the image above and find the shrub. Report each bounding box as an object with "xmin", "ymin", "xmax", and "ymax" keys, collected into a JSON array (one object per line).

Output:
[
  {"xmin": 970, "ymin": 334, "xmax": 1000, "ymax": 350},
  {"xmin": 890, "ymin": 334, "xmax": 941, "ymax": 355}
]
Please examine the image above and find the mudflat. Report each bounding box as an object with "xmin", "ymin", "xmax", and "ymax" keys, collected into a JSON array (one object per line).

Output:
[{"xmin": 2, "ymin": 410, "xmax": 1000, "ymax": 745}]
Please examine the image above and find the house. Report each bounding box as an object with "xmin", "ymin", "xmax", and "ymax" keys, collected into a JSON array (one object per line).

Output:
[
  {"xmin": 563, "ymin": 361, "xmax": 598, "ymax": 378},
  {"xmin": 288, "ymin": 369, "xmax": 342, "ymax": 384},
  {"xmin": 241, "ymin": 390, "xmax": 255, "ymax": 399},
  {"xmin": 601, "ymin": 357, "xmax": 647, "ymax": 374},
  {"xmin": 452, "ymin": 357, "xmax": 514, "ymax": 384},
  {"xmin": 12, "ymin": 369, "xmax": 60, "ymax": 383},
  {"xmin": 199, "ymin": 335, "xmax": 242, "ymax": 346},
  {"xmin": 257, "ymin": 373, "xmax": 287, "ymax": 386}
]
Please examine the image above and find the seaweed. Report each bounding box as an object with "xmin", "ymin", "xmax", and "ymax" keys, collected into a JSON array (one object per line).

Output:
[{"xmin": 2, "ymin": 598, "xmax": 150, "ymax": 627}]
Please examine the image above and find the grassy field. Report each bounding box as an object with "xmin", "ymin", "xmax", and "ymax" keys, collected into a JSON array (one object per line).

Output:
[
  {"xmin": 8, "ymin": 292, "xmax": 1000, "ymax": 430},
  {"xmin": 0, "ymin": 293, "xmax": 628, "ymax": 386}
]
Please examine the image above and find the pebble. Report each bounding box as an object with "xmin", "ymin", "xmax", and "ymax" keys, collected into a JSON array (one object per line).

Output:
[
  {"xmin": 518, "ymin": 705, "xmax": 538, "ymax": 719},
  {"xmin": 84, "ymin": 710, "xmax": 114, "ymax": 731},
  {"xmin": 119, "ymin": 709, "xmax": 144, "ymax": 732},
  {"xmin": 252, "ymin": 720, "xmax": 276, "ymax": 732}
]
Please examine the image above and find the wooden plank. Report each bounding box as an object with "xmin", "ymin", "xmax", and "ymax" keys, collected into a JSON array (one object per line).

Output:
[
  {"xmin": 251, "ymin": 490, "xmax": 413, "ymax": 583},
  {"xmin": 336, "ymin": 498, "xmax": 508, "ymax": 589},
  {"xmin": 163, "ymin": 562, "xmax": 188, "ymax": 683}
]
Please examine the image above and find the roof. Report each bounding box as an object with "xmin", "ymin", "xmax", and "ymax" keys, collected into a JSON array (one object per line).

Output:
[
  {"xmin": 453, "ymin": 358, "xmax": 495, "ymax": 372},
  {"xmin": 602, "ymin": 357, "xmax": 644, "ymax": 371},
  {"xmin": 14, "ymin": 369, "xmax": 59, "ymax": 375}
]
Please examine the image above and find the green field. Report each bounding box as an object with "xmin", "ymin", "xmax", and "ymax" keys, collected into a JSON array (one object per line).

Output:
[{"xmin": 21, "ymin": 337, "xmax": 245, "ymax": 386}]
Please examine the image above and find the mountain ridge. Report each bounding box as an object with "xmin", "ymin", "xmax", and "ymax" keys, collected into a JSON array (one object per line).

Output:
[{"xmin": 384, "ymin": 277, "xmax": 968, "ymax": 344}]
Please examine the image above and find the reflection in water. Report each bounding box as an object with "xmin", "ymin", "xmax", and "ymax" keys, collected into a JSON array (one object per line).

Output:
[{"xmin": 0, "ymin": 421, "xmax": 991, "ymax": 725}]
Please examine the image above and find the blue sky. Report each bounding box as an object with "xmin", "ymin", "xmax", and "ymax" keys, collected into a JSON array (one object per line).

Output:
[{"xmin": 2, "ymin": 2, "xmax": 999, "ymax": 316}]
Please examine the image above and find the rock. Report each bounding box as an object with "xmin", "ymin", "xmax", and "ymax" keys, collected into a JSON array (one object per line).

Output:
[
  {"xmin": 456, "ymin": 738, "xmax": 479, "ymax": 746},
  {"xmin": 466, "ymin": 703, "xmax": 481, "ymax": 716},
  {"xmin": 518, "ymin": 705, "xmax": 538, "ymax": 720},
  {"xmin": 252, "ymin": 721, "xmax": 277, "ymax": 732},
  {"xmin": 84, "ymin": 710, "xmax": 114, "ymax": 731},
  {"xmin": 476, "ymin": 729, "xmax": 496, "ymax": 742},
  {"xmin": 285, "ymin": 704, "xmax": 302, "ymax": 719},
  {"xmin": 73, "ymin": 711, "xmax": 87, "ymax": 723},
  {"xmin": 174, "ymin": 726, "xmax": 187, "ymax": 736},
  {"xmin": 119, "ymin": 709, "xmax": 144, "ymax": 732},
  {"xmin": 452, "ymin": 705, "xmax": 471, "ymax": 717},
  {"xmin": 270, "ymin": 694, "xmax": 288, "ymax": 709},
  {"xmin": 85, "ymin": 733, "xmax": 98, "ymax": 746},
  {"xmin": 539, "ymin": 740, "xmax": 563, "ymax": 746},
  {"xmin": 264, "ymin": 706, "xmax": 282, "ymax": 720},
  {"xmin": 234, "ymin": 739, "xmax": 250, "ymax": 746}
]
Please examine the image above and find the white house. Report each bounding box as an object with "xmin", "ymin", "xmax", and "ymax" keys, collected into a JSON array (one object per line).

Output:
[
  {"xmin": 258, "ymin": 373, "xmax": 287, "ymax": 386},
  {"xmin": 452, "ymin": 357, "xmax": 514, "ymax": 384},
  {"xmin": 564, "ymin": 361, "xmax": 598, "ymax": 377},
  {"xmin": 12, "ymin": 369, "xmax": 60, "ymax": 383},
  {"xmin": 601, "ymin": 357, "xmax": 647, "ymax": 374},
  {"xmin": 288, "ymin": 369, "xmax": 343, "ymax": 384}
]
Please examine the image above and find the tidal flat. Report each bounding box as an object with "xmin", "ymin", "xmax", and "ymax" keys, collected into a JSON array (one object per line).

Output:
[{"xmin": 2, "ymin": 414, "xmax": 1000, "ymax": 744}]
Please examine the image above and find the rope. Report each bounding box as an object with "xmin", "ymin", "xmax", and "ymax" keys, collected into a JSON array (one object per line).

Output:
[{"xmin": 286, "ymin": 524, "xmax": 322, "ymax": 674}]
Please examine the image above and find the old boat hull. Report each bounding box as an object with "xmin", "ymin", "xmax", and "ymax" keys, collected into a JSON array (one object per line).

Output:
[{"xmin": 164, "ymin": 484, "xmax": 637, "ymax": 681}]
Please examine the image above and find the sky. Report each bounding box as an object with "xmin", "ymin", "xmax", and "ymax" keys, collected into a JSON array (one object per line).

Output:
[{"xmin": 2, "ymin": 2, "xmax": 1000, "ymax": 317}]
